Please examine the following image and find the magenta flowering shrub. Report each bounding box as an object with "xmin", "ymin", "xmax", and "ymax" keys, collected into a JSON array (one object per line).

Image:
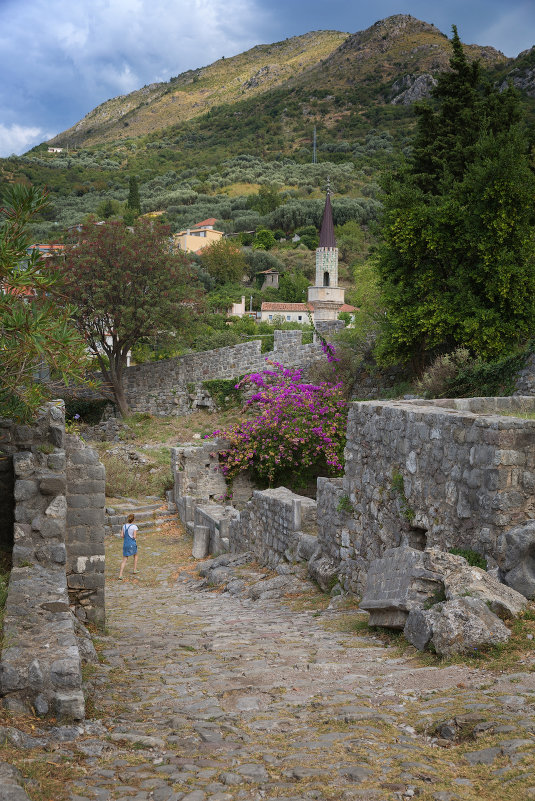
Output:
[{"xmin": 209, "ymin": 361, "xmax": 347, "ymax": 485}]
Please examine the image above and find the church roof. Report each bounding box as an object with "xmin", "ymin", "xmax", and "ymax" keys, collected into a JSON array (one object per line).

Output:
[{"xmin": 318, "ymin": 191, "xmax": 336, "ymax": 248}]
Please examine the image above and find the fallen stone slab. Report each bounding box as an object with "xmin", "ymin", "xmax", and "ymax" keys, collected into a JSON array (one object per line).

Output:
[
  {"xmin": 359, "ymin": 547, "xmax": 443, "ymax": 628},
  {"xmin": 109, "ymin": 733, "xmax": 166, "ymax": 748}
]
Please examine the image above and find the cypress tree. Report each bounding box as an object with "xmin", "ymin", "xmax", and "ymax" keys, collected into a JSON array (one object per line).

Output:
[{"xmin": 126, "ymin": 175, "xmax": 141, "ymax": 214}]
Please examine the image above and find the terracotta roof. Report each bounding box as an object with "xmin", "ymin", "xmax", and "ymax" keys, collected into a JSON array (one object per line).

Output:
[
  {"xmin": 261, "ymin": 302, "xmax": 313, "ymax": 312},
  {"xmin": 258, "ymin": 268, "xmax": 279, "ymax": 274},
  {"xmin": 193, "ymin": 217, "xmax": 217, "ymax": 227},
  {"xmin": 340, "ymin": 303, "xmax": 358, "ymax": 313},
  {"xmin": 318, "ymin": 192, "xmax": 336, "ymax": 248}
]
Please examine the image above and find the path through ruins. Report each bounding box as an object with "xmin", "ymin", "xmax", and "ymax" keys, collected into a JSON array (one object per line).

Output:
[{"xmin": 61, "ymin": 523, "xmax": 535, "ymax": 801}]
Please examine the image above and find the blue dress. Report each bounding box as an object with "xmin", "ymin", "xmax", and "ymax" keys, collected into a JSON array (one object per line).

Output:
[{"xmin": 122, "ymin": 524, "xmax": 138, "ymax": 556}]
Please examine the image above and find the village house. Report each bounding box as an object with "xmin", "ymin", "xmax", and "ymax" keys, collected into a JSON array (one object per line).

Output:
[{"xmin": 173, "ymin": 218, "xmax": 224, "ymax": 254}]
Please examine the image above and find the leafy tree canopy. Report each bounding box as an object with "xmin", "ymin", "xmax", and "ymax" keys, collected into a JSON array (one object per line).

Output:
[
  {"xmin": 57, "ymin": 219, "xmax": 198, "ymax": 416},
  {"xmin": 376, "ymin": 25, "xmax": 535, "ymax": 372},
  {"xmin": 199, "ymin": 237, "xmax": 247, "ymax": 285}
]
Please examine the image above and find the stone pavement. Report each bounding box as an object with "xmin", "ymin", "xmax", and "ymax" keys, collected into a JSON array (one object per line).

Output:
[{"xmin": 2, "ymin": 524, "xmax": 535, "ymax": 801}]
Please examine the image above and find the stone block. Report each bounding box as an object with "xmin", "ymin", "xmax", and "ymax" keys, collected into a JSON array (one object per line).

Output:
[
  {"xmin": 47, "ymin": 452, "xmax": 66, "ymax": 470},
  {"xmin": 12, "ymin": 451, "xmax": 35, "ymax": 477},
  {"xmin": 48, "ymin": 426, "xmax": 64, "ymax": 448},
  {"xmin": 53, "ymin": 691, "xmax": 85, "ymax": 721},
  {"xmin": 39, "ymin": 477, "xmax": 67, "ymax": 496},
  {"xmin": 14, "ymin": 480, "xmax": 38, "ymax": 501},
  {"xmin": 67, "ymin": 493, "xmax": 106, "ymax": 509},
  {"xmin": 497, "ymin": 520, "xmax": 535, "ymax": 599}
]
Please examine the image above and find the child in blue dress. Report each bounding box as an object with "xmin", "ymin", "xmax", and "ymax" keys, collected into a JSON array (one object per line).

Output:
[{"xmin": 119, "ymin": 514, "xmax": 139, "ymax": 578}]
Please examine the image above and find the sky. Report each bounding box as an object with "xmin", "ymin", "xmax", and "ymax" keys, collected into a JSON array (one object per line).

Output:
[{"xmin": 0, "ymin": 0, "xmax": 533, "ymax": 158}]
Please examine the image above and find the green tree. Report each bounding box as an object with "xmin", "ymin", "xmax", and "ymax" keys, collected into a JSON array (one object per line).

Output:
[
  {"xmin": 200, "ymin": 238, "xmax": 246, "ymax": 285},
  {"xmin": 278, "ymin": 271, "xmax": 309, "ymax": 302},
  {"xmin": 376, "ymin": 26, "xmax": 535, "ymax": 371},
  {"xmin": 0, "ymin": 185, "xmax": 87, "ymax": 420},
  {"xmin": 126, "ymin": 175, "xmax": 141, "ymax": 214},
  {"xmin": 58, "ymin": 219, "xmax": 197, "ymax": 416},
  {"xmin": 253, "ymin": 228, "xmax": 276, "ymax": 250},
  {"xmin": 247, "ymin": 184, "xmax": 281, "ymax": 215}
]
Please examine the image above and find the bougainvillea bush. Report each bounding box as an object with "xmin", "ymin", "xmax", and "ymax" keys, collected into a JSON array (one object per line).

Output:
[{"xmin": 209, "ymin": 361, "xmax": 348, "ymax": 487}]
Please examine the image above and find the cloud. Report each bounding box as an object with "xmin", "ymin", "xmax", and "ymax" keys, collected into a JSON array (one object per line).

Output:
[
  {"xmin": 0, "ymin": 0, "xmax": 270, "ymax": 144},
  {"xmin": 0, "ymin": 124, "xmax": 56, "ymax": 158},
  {"xmin": 475, "ymin": 4, "xmax": 535, "ymax": 56}
]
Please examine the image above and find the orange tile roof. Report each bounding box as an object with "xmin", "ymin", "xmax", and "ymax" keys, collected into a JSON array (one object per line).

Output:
[
  {"xmin": 340, "ymin": 303, "xmax": 358, "ymax": 312},
  {"xmin": 193, "ymin": 217, "xmax": 218, "ymax": 227}
]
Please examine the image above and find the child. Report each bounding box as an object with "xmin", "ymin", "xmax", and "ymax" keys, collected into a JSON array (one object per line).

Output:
[{"xmin": 119, "ymin": 513, "xmax": 139, "ymax": 578}]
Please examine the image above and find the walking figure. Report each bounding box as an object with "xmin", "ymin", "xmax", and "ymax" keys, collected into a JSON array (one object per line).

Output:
[{"xmin": 119, "ymin": 514, "xmax": 139, "ymax": 578}]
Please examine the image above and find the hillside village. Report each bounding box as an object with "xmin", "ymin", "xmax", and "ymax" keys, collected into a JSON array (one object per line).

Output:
[{"xmin": 1, "ymin": 12, "xmax": 535, "ymax": 801}]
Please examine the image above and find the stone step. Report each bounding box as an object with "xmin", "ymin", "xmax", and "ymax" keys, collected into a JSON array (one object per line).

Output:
[{"xmin": 108, "ymin": 509, "xmax": 159, "ymax": 525}]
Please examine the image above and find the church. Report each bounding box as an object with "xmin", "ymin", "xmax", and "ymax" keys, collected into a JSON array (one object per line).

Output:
[{"xmin": 260, "ymin": 189, "xmax": 355, "ymax": 324}]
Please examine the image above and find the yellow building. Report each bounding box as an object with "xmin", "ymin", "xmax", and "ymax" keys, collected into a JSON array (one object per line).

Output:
[{"xmin": 172, "ymin": 218, "xmax": 224, "ymax": 254}]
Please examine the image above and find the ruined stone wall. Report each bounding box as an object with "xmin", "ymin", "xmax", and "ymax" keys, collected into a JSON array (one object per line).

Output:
[
  {"xmin": 0, "ymin": 404, "xmax": 105, "ymax": 718},
  {"xmin": 66, "ymin": 436, "xmax": 106, "ymax": 626},
  {"xmin": 124, "ymin": 331, "xmax": 324, "ymax": 415},
  {"xmin": 229, "ymin": 488, "xmax": 317, "ymax": 567},
  {"xmin": 319, "ymin": 396, "xmax": 535, "ymax": 594}
]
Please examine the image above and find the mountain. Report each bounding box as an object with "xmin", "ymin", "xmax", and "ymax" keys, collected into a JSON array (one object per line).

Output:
[
  {"xmin": 48, "ymin": 15, "xmax": 508, "ymax": 150},
  {"xmin": 47, "ymin": 30, "xmax": 348, "ymax": 148},
  {"xmin": 2, "ymin": 15, "xmax": 533, "ymax": 243}
]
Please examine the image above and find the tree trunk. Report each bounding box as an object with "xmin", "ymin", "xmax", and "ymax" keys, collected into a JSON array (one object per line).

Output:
[{"xmin": 99, "ymin": 351, "xmax": 130, "ymax": 417}]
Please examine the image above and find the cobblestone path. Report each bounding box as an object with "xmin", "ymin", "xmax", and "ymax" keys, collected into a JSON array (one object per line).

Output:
[{"xmin": 4, "ymin": 525, "xmax": 535, "ymax": 801}]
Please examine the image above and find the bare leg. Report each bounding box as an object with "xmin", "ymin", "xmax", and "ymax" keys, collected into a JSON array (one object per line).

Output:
[
  {"xmin": 133, "ymin": 553, "xmax": 139, "ymax": 573},
  {"xmin": 119, "ymin": 556, "xmax": 127, "ymax": 578}
]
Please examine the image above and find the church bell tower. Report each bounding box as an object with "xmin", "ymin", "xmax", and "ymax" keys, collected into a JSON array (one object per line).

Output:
[{"xmin": 308, "ymin": 188, "xmax": 345, "ymax": 321}]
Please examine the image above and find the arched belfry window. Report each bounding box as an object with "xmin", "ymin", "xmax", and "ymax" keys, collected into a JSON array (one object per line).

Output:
[{"xmin": 323, "ymin": 271, "xmax": 330, "ymax": 287}]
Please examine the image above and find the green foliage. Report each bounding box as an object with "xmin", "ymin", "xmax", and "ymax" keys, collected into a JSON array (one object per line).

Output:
[
  {"xmin": 202, "ymin": 378, "xmax": 243, "ymax": 409},
  {"xmin": 391, "ymin": 469, "xmax": 415, "ymax": 522},
  {"xmin": 424, "ymin": 586, "xmax": 447, "ymax": 608},
  {"xmin": 253, "ymin": 228, "xmax": 276, "ymax": 250},
  {"xmin": 277, "ymin": 271, "xmax": 309, "ymax": 302},
  {"xmin": 56, "ymin": 219, "xmax": 198, "ymax": 416},
  {"xmin": 126, "ymin": 175, "xmax": 141, "ymax": 213},
  {"xmin": 376, "ymin": 27, "xmax": 535, "ymax": 371},
  {"xmin": 418, "ymin": 347, "xmax": 529, "ymax": 398},
  {"xmin": 200, "ymin": 238, "xmax": 246, "ymax": 285},
  {"xmin": 449, "ymin": 548, "xmax": 487, "ymax": 570},
  {"xmin": 0, "ymin": 184, "xmax": 87, "ymax": 421},
  {"xmin": 336, "ymin": 495, "xmax": 354, "ymax": 515},
  {"xmin": 246, "ymin": 184, "xmax": 282, "ymax": 215}
]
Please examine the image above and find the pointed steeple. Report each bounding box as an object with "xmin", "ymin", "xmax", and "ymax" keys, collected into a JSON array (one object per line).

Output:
[{"xmin": 319, "ymin": 189, "xmax": 336, "ymax": 248}]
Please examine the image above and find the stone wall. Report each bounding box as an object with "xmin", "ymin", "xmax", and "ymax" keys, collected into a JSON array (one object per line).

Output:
[
  {"xmin": 0, "ymin": 403, "xmax": 105, "ymax": 718},
  {"xmin": 229, "ymin": 487, "xmax": 317, "ymax": 568},
  {"xmin": 515, "ymin": 352, "xmax": 535, "ymax": 395},
  {"xmin": 124, "ymin": 331, "xmax": 324, "ymax": 415},
  {"xmin": 66, "ymin": 435, "xmax": 106, "ymax": 626},
  {"xmin": 319, "ymin": 396, "xmax": 535, "ymax": 594}
]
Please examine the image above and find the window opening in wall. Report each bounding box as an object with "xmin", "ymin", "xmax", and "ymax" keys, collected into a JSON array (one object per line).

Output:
[
  {"xmin": 323, "ymin": 271, "xmax": 330, "ymax": 287},
  {"xmin": 407, "ymin": 526, "xmax": 427, "ymax": 551}
]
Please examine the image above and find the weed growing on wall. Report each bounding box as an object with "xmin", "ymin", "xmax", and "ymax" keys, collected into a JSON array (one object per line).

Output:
[{"xmin": 208, "ymin": 361, "xmax": 347, "ymax": 485}]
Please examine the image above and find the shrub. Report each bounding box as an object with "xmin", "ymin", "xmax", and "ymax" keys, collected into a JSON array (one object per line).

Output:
[
  {"xmin": 417, "ymin": 348, "xmax": 472, "ymax": 398},
  {"xmin": 449, "ymin": 548, "xmax": 487, "ymax": 570},
  {"xmin": 209, "ymin": 361, "xmax": 347, "ymax": 485}
]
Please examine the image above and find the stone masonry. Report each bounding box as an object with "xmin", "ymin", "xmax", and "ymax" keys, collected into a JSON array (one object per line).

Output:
[
  {"xmin": 124, "ymin": 330, "xmax": 324, "ymax": 415},
  {"xmin": 318, "ymin": 396, "xmax": 535, "ymax": 595},
  {"xmin": 0, "ymin": 403, "xmax": 105, "ymax": 718}
]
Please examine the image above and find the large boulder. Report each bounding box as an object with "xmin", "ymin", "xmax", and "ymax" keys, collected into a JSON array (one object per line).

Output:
[
  {"xmin": 424, "ymin": 547, "xmax": 527, "ymax": 618},
  {"xmin": 496, "ymin": 521, "xmax": 535, "ymax": 599},
  {"xmin": 430, "ymin": 597, "xmax": 511, "ymax": 657}
]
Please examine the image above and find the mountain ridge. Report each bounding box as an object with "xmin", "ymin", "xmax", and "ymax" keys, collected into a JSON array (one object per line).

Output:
[{"xmin": 47, "ymin": 15, "xmax": 511, "ymax": 150}]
